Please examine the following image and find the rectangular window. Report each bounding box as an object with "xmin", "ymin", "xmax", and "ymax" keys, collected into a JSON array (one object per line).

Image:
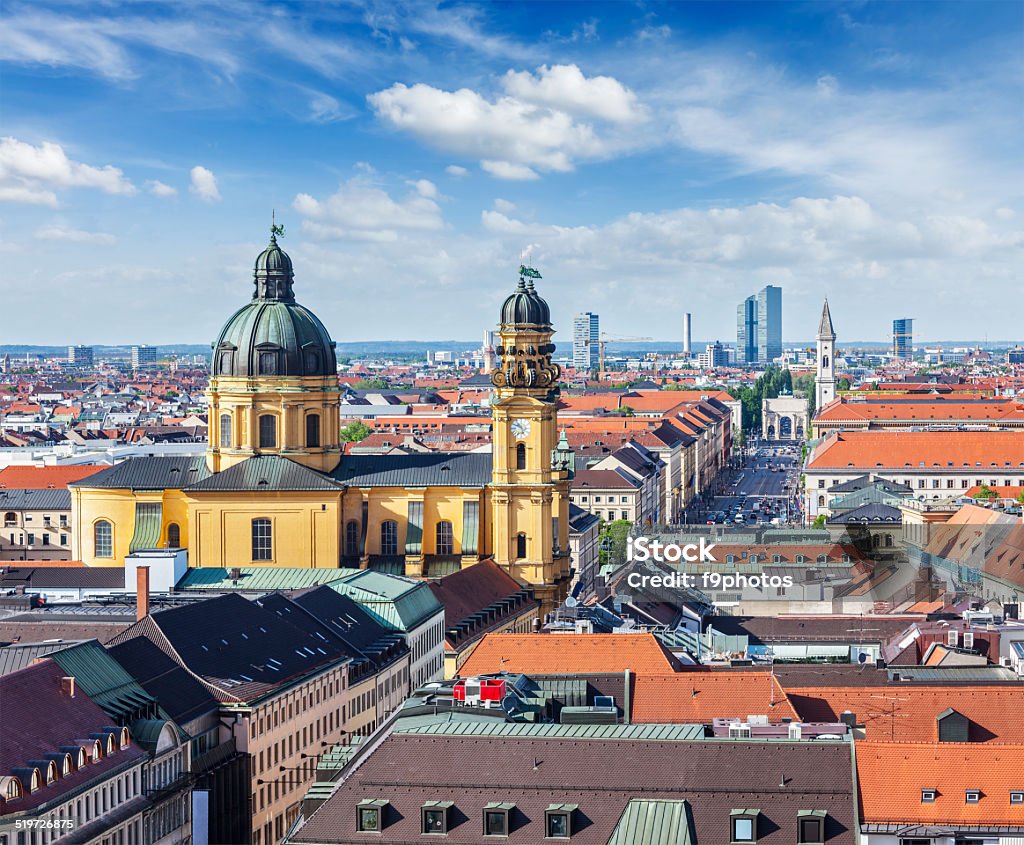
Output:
[
  {"xmin": 258, "ymin": 414, "xmax": 277, "ymax": 448},
  {"xmin": 380, "ymin": 521, "xmax": 398, "ymax": 556},
  {"xmin": 732, "ymin": 817, "xmax": 755, "ymax": 842},
  {"xmin": 484, "ymin": 811, "xmax": 508, "ymax": 837},
  {"xmin": 798, "ymin": 818, "xmax": 823, "ymax": 844},
  {"xmin": 252, "ymin": 518, "xmax": 272, "ymax": 561}
]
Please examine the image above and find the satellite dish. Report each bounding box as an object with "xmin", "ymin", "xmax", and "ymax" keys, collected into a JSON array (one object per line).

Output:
[{"xmin": 565, "ymin": 596, "xmax": 578, "ymax": 608}]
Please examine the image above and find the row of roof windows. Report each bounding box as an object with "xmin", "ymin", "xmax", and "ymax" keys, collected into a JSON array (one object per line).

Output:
[
  {"xmin": 921, "ymin": 788, "xmax": 1024, "ymax": 804},
  {"xmin": 354, "ymin": 801, "xmax": 830, "ymax": 842},
  {"xmin": 2, "ymin": 727, "xmax": 129, "ymax": 806}
]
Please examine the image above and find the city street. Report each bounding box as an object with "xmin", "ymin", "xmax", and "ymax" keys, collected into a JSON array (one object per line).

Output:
[{"xmin": 683, "ymin": 439, "xmax": 803, "ymax": 526}]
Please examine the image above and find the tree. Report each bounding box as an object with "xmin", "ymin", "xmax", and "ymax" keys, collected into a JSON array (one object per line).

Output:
[
  {"xmin": 620, "ymin": 405, "xmax": 635, "ymax": 417},
  {"xmin": 837, "ymin": 376, "xmax": 852, "ymax": 391},
  {"xmin": 599, "ymin": 519, "xmax": 632, "ymax": 567},
  {"xmin": 352, "ymin": 378, "xmax": 388, "ymax": 390},
  {"xmin": 1017, "ymin": 491, "xmax": 1024, "ymax": 505},
  {"xmin": 973, "ymin": 484, "xmax": 997, "ymax": 500},
  {"xmin": 340, "ymin": 421, "xmax": 372, "ymax": 442},
  {"xmin": 812, "ymin": 514, "xmax": 827, "ymax": 528}
]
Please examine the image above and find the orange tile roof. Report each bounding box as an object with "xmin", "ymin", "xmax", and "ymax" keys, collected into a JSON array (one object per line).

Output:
[
  {"xmin": 965, "ymin": 485, "xmax": 1024, "ymax": 498},
  {"xmin": 815, "ymin": 397, "xmax": 1024, "ymax": 422},
  {"xmin": 0, "ymin": 465, "xmax": 107, "ymax": 489},
  {"xmin": 856, "ymin": 741, "xmax": 1024, "ymax": 825},
  {"xmin": 631, "ymin": 673, "xmax": 798, "ymax": 723},
  {"xmin": 457, "ymin": 633, "xmax": 679, "ymax": 676},
  {"xmin": 807, "ymin": 430, "xmax": 1024, "ymax": 470},
  {"xmin": 787, "ymin": 686, "xmax": 1024, "ymax": 742}
]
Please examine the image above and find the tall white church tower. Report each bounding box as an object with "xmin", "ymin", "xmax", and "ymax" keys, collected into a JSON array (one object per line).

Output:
[{"xmin": 816, "ymin": 300, "xmax": 836, "ymax": 409}]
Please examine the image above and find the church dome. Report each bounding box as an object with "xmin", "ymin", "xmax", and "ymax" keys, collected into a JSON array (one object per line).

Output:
[
  {"xmin": 501, "ymin": 274, "xmax": 551, "ymax": 327},
  {"xmin": 211, "ymin": 231, "xmax": 337, "ymax": 378}
]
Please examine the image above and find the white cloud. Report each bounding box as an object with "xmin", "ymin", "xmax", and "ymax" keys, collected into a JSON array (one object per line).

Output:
[
  {"xmin": 493, "ymin": 198, "xmax": 516, "ymax": 213},
  {"xmin": 189, "ymin": 166, "xmax": 221, "ymax": 202},
  {"xmin": 481, "ymin": 160, "xmax": 539, "ymax": 181},
  {"xmin": 34, "ymin": 225, "xmax": 116, "ymax": 245},
  {"xmin": 502, "ymin": 64, "xmax": 645, "ymax": 123},
  {"xmin": 816, "ymin": 74, "xmax": 839, "ymax": 97},
  {"xmin": 407, "ymin": 178, "xmax": 438, "ymax": 199},
  {"xmin": 369, "ymin": 67, "xmax": 642, "ymax": 179},
  {"xmin": 293, "ymin": 176, "xmax": 444, "ymax": 240},
  {"xmin": 445, "ymin": 165, "xmax": 468, "ymax": 177},
  {"xmin": 0, "ymin": 137, "xmax": 135, "ymax": 206},
  {"xmin": 145, "ymin": 179, "xmax": 177, "ymax": 197}
]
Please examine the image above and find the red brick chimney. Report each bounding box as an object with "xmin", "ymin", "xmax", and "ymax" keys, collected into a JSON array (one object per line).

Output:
[{"xmin": 136, "ymin": 565, "xmax": 150, "ymax": 621}]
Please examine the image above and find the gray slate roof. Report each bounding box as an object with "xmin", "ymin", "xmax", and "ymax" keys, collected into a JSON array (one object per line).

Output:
[
  {"xmin": 332, "ymin": 452, "xmax": 493, "ymax": 488},
  {"xmin": 826, "ymin": 503, "xmax": 903, "ymax": 525},
  {"xmin": 68, "ymin": 456, "xmax": 210, "ymax": 490},
  {"xmin": 0, "ymin": 567, "xmax": 126, "ymax": 590},
  {"xmin": 185, "ymin": 455, "xmax": 343, "ymax": 492},
  {"xmin": 0, "ymin": 489, "xmax": 72, "ymax": 510}
]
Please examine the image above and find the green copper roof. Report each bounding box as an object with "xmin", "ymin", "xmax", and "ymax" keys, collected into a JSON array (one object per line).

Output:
[
  {"xmin": 177, "ymin": 566, "xmax": 360, "ymax": 592},
  {"xmin": 607, "ymin": 800, "xmax": 693, "ymax": 845},
  {"xmin": 397, "ymin": 720, "xmax": 706, "ymax": 741},
  {"xmin": 129, "ymin": 502, "xmax": 162, "ymax": 552},
  {"xmin": 330, "ymin": 570, "xmax": 443, "ymax": 632},
  {"xmin": 48, "ymin": 641, "xmax": 159, "ymax": 722}
]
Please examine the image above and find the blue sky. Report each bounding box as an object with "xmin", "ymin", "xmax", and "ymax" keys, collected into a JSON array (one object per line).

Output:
[{"xmin": 1, "ymin": 1, "xmax": 1021, "ymax": 345}]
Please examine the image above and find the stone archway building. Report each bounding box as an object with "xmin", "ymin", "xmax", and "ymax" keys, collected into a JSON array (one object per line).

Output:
[{"xmin": 762, "ymin": 395, "xmax": 809, "ymax": 441}]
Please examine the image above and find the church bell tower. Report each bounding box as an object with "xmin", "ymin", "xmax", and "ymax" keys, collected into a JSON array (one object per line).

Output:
[
  {"xmin": 816, "ymin": 299, "xmax": 837, "ymax": 410},
  {"xmin": 490, "ymin": 267, "xmax": 573, "ymax": 613}
]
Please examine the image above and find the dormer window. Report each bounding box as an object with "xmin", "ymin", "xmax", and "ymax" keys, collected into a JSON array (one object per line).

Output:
[
  {"xmin": 1011, "ymin": 791, "xmax": 1024, "ymax": 805},
  {"xmin": 45, "ymin": 761, "xmax": 57, "ymax": 785},
  {"xmin": 797, "ymin": 811, "xmax": 826, "ymax": 844},
  {"xmin": 357, "ymin": 798, "xmax": 388, "ymax": 832},
  {"xmin": 731, "ymin": 809, "xmax": 760, "ymax": 843},
  {"xmin": 921, "ymin": 789, "xmax": 937, "ymax": 803},
  {"xmin": 545, "ymin": 804, "xmax": 576, "ymax": 839},
  {"xmin": 120, "ymin": 727, "xmax": 131, "ymax": 749},
  {"xmin": 106, "ymin": 734, "xmax": 116, "ymax": 755},
  {"xmin": 2, "ymin": 776, "xmax": 22, "ymax": 801},
  {"xmin": 421, "ymin": 801, "xmax": 453, "ymax": 835},
  {"xmin": 484, "ymin": 802, "xmax": 514, "ymax": 837},
  {"xmin": 965, "ymin": 790, "xmax": 981, "ymax": 804}
]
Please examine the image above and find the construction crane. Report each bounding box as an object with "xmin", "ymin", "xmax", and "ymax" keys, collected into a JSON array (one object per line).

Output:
[{"xmin": 584, "ymin": 333, "xmax": 653, "ymax": 376}]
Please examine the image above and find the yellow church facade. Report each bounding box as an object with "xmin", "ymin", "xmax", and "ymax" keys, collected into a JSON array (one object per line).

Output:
[{"xmin": 69, "ymin": 231, "xmax": 573, "ymax": 610}]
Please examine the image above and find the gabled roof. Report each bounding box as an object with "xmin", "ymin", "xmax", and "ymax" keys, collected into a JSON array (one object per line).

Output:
[
  {"xmin": 0, "ymin": 465, "xmax": 106, "ymax": 489},
  {"xmin": 426, "ymin": 559, "xmax": 536, "ymax": 637},
  {"xmin": 109, "ymin": 592, "xmax": 353, "ymax": 703},
  {"xmin": 68, "ymin": 455, "xmax": 210, "ymax": 490},
  {"xmin": 787, "ymin": 685, "xmax": 1024, "ymax": 742},
  {"xmin": 328, "ymin": 571, "xmax": 443, "ymax": 632},
  {"xmin": 185, "ymin": 455, "xmax": 343, "ymax": 492},
  {"xmin": 331, "ymin": 452, "xmax": 492, "ymax": 487},
  {"xmin": 108, "ymin": 636, "xmax": 219, "ymax": 726},
  {"xmin": 857, "ymin": 741, "xmax": 1024, "ymax": 826},
  {"xmin": 631, "ymin": 673, "xmax": 798, "ymax": 723},
  {"xmin": 0, "ymin": 660, "xmax": 148, "ymax": 813},
  {"xmin": 0, "ymin": 488, "xmax": 72, "ymax": 511},
  {"xmin": 458, "ymin": 633, "xmax": 680, "ymax": 676},
  {"xmin": 826, "ymin": 503, "xmax": 902, "ymax": 524}
]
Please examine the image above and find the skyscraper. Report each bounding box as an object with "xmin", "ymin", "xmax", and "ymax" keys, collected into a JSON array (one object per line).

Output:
[
  {"xmin": 131, "ymin": 344, "xmax": 158, "ymax": 369},
  {"xmin": 573, "ymin": 312, "xmax": 599, "ymax": 371},
  {"xmin": 682, "ymin": 312, "xmax": 692, "ymax": 355},
  {"xmin": 736, "ymin": 285, "xmax": 782, "ymax": 365},
  {"xmin": 67, "ymin": 345, "xmax": 94, "ymax": 368},
  {"xmin": 892, "ymin": 318, "xmax": 913, "ymax": 361}
]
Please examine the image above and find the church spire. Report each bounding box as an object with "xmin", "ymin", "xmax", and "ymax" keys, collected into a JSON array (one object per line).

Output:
[{"xmin": 817, "ymin": 299, "xmax": 836, "ymax": 340}]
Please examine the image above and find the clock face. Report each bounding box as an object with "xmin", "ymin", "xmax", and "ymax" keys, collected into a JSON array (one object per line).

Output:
[{"xmin": 511, "ymin": 418, "xmax": 532, "ymax": 440}]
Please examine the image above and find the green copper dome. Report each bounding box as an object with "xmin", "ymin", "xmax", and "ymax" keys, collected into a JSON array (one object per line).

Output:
[
  {"xmin": 501, "ymin": 275, "xmax": 551, "ymax": 327},
  {"xmin": 211, "ymin": 231, "xmax": 337, "ymax": 378}
]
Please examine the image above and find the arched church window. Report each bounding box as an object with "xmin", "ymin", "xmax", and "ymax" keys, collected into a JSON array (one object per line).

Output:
[
  {"xmin": 94, "ymin": 521, "xmax": 113, "ymax": 558},
  {"xmin": 167, "ymin": 523, "xmax": 180, "ymax": 548},
  {"xmin": 219, "ymin": 413, "xmax": 232, "ymax": 448},
  {"xmin": 435, "ymin": 521, "xmax": 454, "ymax": 555},
  {"xmin": 252, "ymin": 518, "xmax": 272, "ymax": 561},
  {"xmin": 259, "ymin": 415, "xmax": 277, "ymax": 448},
  {"xmin": 345, "ymin": 521, "xmax": 359, "ymax": 557},
  {"xmin": 516, "ymin": 533, "xmax": 527, "ymax": 559},
  {"xmin": 516, "ymin": 443, "xmax": 527, "ymax": 470},
  {"xmin": 306, "ymin": 414, "xmax": 321, "ymax": 448},
  {"xmin": 380, "ymin": 521, "xmax": 398, "ymax": 556}
]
